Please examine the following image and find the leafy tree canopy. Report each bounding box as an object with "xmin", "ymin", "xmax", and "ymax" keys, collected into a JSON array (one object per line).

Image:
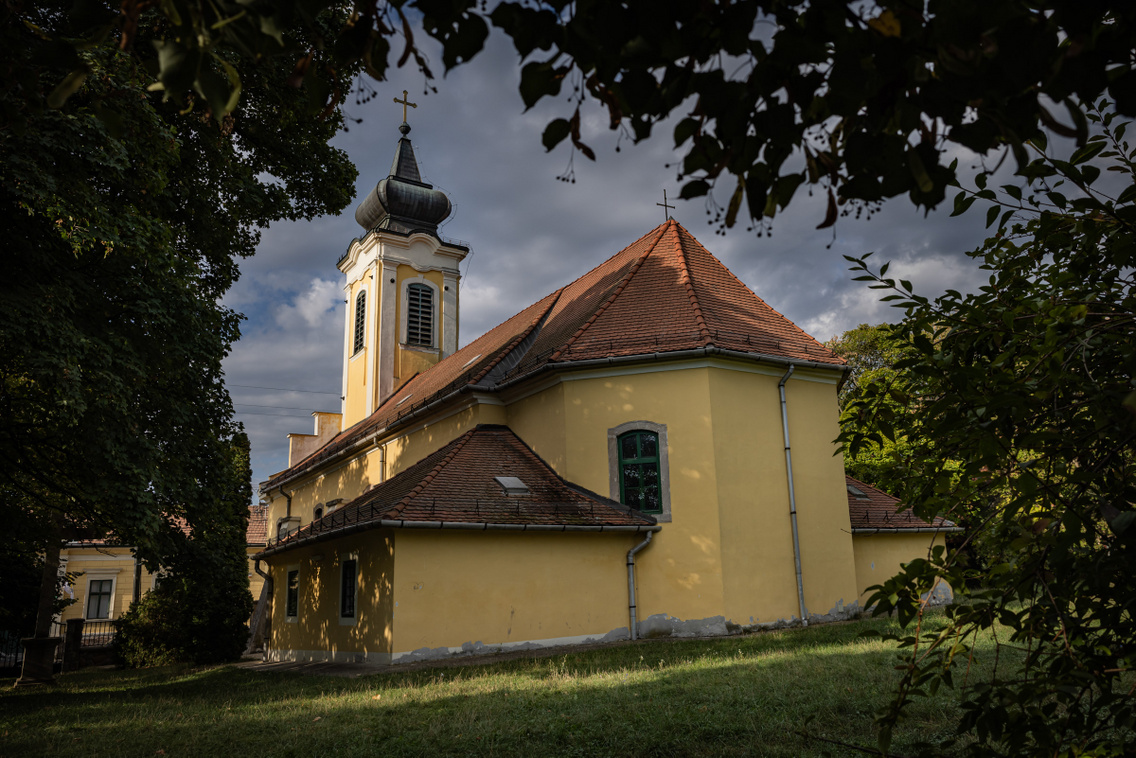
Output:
[
  {"xmin": 1, "ymin": 1, "xmax": 357, "ymax": 634},
  {"xmin": 842, "ymin": 105, "xmax": 1135, "ymax": 756},
  {"xmin": 26, "ymin": 1, "xmax": 1136, "ymax": 230}
]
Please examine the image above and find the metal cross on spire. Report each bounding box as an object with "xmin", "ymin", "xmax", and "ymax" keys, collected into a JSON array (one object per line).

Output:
[
  {"xmin": 393, "ymin": 89, "xmax": 417, "ymax": 123},
  {"xmin": 657, "ymin": 189, "xmax": 675, "ymax": 221}
]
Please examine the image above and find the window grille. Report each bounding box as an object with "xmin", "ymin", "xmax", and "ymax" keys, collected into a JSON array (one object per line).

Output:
[
  {"xmin": 353, "ymin": 291, "xmax": 366, "ymax": 354},
  {"xmin": 618, "ymin": 430, "xmax": 662, "ymax": 514},
  {"xmin": 406, "ymin": 283, "xmax": 434, "ymax": 346}
]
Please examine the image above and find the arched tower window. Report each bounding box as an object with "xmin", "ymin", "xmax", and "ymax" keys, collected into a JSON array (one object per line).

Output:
[
  {"xmin": 352, "ymin": 291, "xmax": 366, "ymax": 354},
  {"xmin": 406, "ymin": 283, "xmax": 434, "ymax": 347}
]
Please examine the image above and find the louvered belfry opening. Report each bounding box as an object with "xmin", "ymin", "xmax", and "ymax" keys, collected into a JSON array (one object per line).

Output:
[
  {"xmin": 407, "ymin": 283, "xmax": 433, "ymax": 346},
  {"xmin": 353, "ymin": 291, "xmax": 366, "ymax": 353}
]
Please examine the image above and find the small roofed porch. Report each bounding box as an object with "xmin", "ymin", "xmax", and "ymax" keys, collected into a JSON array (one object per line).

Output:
[{"xmin": 254, "ymin": 425, "xmax": 659, "ymax": 665}]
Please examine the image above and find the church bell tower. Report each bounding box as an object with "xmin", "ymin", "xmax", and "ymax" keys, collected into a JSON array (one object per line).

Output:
[{"xmin": 338, "ymin": 99, "xmax": 468, "ymax": 428}]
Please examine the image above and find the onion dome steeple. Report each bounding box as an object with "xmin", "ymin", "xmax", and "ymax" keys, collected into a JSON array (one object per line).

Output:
[{"xmin": 354, "ymin": 120, "xmax": 453, "ymax": 236}]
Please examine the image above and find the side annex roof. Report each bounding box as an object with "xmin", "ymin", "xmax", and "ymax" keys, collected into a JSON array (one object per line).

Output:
[
  {"xmin": 846, "ymin": 476, "xmax": 962, "ymax": 533},
  {"xmin": 258, "ymin": 425, "xmax": 657, "ymax": 557}
]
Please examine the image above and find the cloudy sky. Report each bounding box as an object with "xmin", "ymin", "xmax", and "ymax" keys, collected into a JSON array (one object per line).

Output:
[{"xmin": 222, "ymin": 30, "xmax": 997, "ymax": 493}]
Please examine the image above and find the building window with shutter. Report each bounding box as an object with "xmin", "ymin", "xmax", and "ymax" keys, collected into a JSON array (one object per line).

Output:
[
  {"xmin": 406, "ymin": 283, "xmax": 434, "ymax": 347},
  {"xmin": 352, "ymin": 291, "xmax": 366, "ymax": 354}
]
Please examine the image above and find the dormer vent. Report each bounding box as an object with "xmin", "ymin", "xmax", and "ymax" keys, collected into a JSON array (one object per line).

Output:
[{"xmin": 494, "ymin": 476, "xmax": 529, "ymax": 496}]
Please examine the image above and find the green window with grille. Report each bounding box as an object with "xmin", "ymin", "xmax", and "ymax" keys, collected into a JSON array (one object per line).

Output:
[{"xmin": 618, "ymin": 430, "xmax": 662, "ymax": 514}]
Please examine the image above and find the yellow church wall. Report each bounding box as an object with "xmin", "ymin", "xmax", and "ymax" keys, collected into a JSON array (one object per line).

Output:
[
  {"xmin": 344, "ymin": 276, "xmax": 370, "ymax": 428},
  {"xmin": 706, "ymin": 367, "xmax": 807, "ymax": 626},
  {"xmin": 389, "ymin": 530, "xmax": 632, "ymax": 658},
  {"xmin": 263, "ymin": 447, "xmax": 384, "ymax": 539},
  {"xmin": 555, "ymin": 367, "xmax": 728, "ymax": 628},
  {"xmin": 382, "ymin": 404, "xmax": 483, "ymax": 479},
  {"xmin": 393, "ymin": 265, "xmax": 446, "ymax": 384},
  {"xmin": 505, "ymin": 382, "xmax": 566, "ymax": 473},
  {"xmin": 852, "ymin": 533, "xmax": 942, "ymax": 603},
  {"xmin": 264, "ymin": 530, "xmax": 395, "ymax": 664},
  {"xmin": 778, "ymin": 372, "xmax": 860, "ymax": 619}
]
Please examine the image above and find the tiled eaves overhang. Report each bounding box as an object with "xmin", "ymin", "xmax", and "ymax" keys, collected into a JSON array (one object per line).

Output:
[
  {"xmin": 850, "ymin": 525, "xmax": 964, "ymax": 534},
  {"xmin": 259, "ymin": 346, "xmax": 852, "ymax": 496},
  {"xmin": 254, "ymin": 518, "xmax": 660, "ymax": 561}
]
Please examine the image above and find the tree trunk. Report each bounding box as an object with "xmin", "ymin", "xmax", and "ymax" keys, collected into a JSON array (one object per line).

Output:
[{"xmin": 34, "ymin": 539, "xmax": 61, "ymax": 637}]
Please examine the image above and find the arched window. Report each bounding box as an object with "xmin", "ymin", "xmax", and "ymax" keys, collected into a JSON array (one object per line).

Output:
[
  {"xmin": 352, "ymin": 291, "xmax": 366, "ymax": 354},
  {"xmin": 608, "ymin": 421, "xmax": 671, "ymax": 521},
  {"xmin": 406, "ymin": 283, "xmax": 434, "ymax": 346}
]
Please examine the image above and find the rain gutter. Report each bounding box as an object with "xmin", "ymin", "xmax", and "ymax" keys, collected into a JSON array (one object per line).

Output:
[
  {"xmin": 852, "ymin": 526, "xmax": 965, "ymax": 534},
  {"xmin": 255, "ymin": 519, "xmax": 661, "ymax": 560}
]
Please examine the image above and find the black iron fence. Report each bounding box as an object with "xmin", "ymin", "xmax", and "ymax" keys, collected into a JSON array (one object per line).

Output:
[{"xmin": 0, "ymin": 619, "xmax": 117, "ymax": 671}]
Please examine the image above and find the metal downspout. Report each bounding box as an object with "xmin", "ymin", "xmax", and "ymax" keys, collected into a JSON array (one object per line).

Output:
[
  {"xmin": 275, "ymin": 486, "xmax": 294, "ymax": 537},
  {"xmin": 779, "ymin": 366, "xmax": 808, "ymax": 627},
  {"xmin": 626, "ymin": 532, "xmax": 654, "ymax": 641}
]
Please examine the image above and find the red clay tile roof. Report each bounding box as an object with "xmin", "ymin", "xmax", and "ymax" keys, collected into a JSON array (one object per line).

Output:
[
  {"xmin": 246, "ymin": 505, "xmax": 269, "ymax": 545},
  {"xmin": 263, "ymin": 221, "xmax": 844, "ymax": 491},
  {"xmin": 846, "ymin": 476, "xmax": 958, "ymax": 532},
  {"xmin": 262, "ymin": 425, "xmax": 655, "ymax": 554}
]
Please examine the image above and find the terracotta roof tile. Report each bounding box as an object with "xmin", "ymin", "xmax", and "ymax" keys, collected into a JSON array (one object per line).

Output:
[
  {"xmin": 845, "ymin": 476, "xmax": 956, "ymax": 531},
  {"xmin": 264, "ymin": 425, "xmax": 655, "ymax": 552},
  {"xmin": 263, "ymin": 221, "xmax": 844, "ymax": 491},
  {"xmin": 246, "ymin": 504, "xmax": 268, "ymax": 545}
]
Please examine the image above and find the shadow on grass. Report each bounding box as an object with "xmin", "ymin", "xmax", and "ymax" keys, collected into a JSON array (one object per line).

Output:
[{"xmin": 0, "ymin": 617, "xmax": 974, "ymax": 758}]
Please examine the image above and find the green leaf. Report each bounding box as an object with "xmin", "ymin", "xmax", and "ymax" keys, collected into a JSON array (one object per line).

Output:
[
  {"xmin": 1001, "ymin": 185, "xmax": 1022, "ymax": 202},
  {"xmin": 679, "ymin": 180, "xmax": 710, "ymax": 199},
  {"xmin": 542, "ymin": 118, "xmax": 571, "ymax": 151},
  {"xmin": 1070, "ymin": 141, "xmax": 1106, "ymax": 165},
  {"xmin": 518, "ymin": 60, "xmax": 565, "ymax": 110},
  {"xmin": 47, "ymin": 68, "xmax": 88, "ymax": 109},
  {"xmin": 673, "ymin": 118, "xmax": 699, "ymax": 148}
]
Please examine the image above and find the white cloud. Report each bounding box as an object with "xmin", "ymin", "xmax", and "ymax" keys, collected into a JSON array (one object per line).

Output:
[{"xmin": 274, "ymin": 278, "xmax": 342, "ymax": 330}]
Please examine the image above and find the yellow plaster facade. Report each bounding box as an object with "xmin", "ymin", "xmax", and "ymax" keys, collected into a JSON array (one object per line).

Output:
[
  {"xmin": 260, "ymin": 356, "xmax": 886, "ymax": 663},
  {"xmin": 254, "ymin": 155, "xmax": 949, "ymax": 664},
  {"xmin": 851, "ymin": 533, "xmax": 944, "ymax": 604}
]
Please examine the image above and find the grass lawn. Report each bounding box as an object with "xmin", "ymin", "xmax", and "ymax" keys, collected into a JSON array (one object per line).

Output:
[{"xmin": 1, "ymin": 613, "xmax": 990, "ymax": 757}]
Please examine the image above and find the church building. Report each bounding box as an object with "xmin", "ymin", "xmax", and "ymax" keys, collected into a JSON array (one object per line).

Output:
[{"xmin": 251, "ymin": 117, "xmax": 955, "ymax": 665}]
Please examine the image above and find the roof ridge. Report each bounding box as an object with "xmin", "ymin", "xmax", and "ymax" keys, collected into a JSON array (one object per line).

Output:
[
  {"xmin": 674, "ymin": 222, "xmax": 843, "ymax": 362},
  {"xmin": 673, "ymin": 221, "xmax": 712, "ymax": 346},
  {"xmin": 386, "ymin": 427, "xmax": 479, "ymax": 518},
  {"xmin": 548, "ymin": 224, "xmax": 669, "ymax": 362},
  {"xmin": 469, "ymin": 288, "xmax": 564, "ymax": 386}
]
